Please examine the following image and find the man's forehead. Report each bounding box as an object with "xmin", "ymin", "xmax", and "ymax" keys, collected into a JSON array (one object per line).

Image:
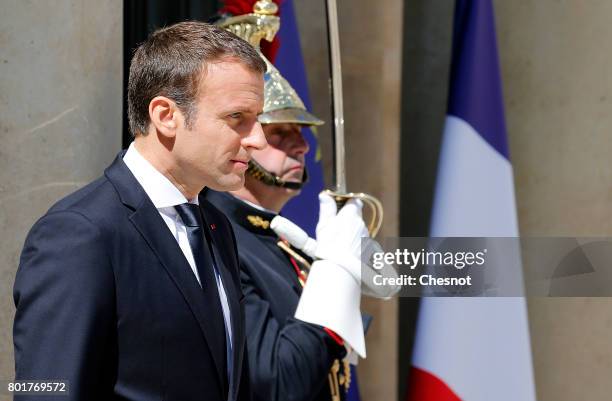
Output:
[
  {"xmin": 196, "ymin": 64, "xmax": 263, "ymax": 108},
  {"xmin": 202, "ymin": 59, "xmax": 263, "ymax": 83},
  {"xmin": 200, "ymin": 62, "xmax": 262, "ymax": 94},
  {"xmin": 263, "ymin": 123, "xmax": 302, "ymax": 133}
]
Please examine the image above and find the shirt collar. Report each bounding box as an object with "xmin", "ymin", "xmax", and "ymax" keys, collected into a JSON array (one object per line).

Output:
[
  {"xmin": 240, "ymin": 198, "xmax": 277, "ymax": 214},
  {"xmin": 123, "ymin": 142, "xmax": 199, "ymax": 208}
]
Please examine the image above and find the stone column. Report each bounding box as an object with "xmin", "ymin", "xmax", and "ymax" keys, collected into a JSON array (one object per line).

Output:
[{"xmin": 0, "ymin": 0, "xmax": 122, "ymax": 391}]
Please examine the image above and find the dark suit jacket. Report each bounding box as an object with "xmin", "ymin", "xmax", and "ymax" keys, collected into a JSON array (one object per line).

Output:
[
  {"xmin": 205, "ymin": 190, "xmax": 347, "ymax": 401},
  {"xmin": 13, "ymin": 153, "xmax": 251, "ymax": 401}
]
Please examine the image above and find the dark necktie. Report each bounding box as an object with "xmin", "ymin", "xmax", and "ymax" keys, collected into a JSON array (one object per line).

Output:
[{"xmin": 174, "ymin": 203, "xmax": 231, "ymax": 383}]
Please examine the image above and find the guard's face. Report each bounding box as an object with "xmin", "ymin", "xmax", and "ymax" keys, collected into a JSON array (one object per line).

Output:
[
  {"xmin": 251, "ymin": 122, "xmax": 310, "ymax": 184},
  {"xmin": 173, "ymin": 59, "xmax": 266, "ymax": 191}
]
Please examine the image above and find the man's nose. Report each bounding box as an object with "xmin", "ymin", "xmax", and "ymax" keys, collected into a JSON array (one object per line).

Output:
[
  {"xmin": 290, "ymin": 130, "xmax": 310, "ymax": 156},
  {"xmin": 243, "ymin": 121, "xmax": 267, "ymax": 151}
]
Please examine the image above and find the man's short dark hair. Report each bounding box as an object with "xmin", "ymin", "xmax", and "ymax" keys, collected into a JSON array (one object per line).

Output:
[{"xmin": 128, "ymin": 21, "xmax": 266, "ymax": 136}]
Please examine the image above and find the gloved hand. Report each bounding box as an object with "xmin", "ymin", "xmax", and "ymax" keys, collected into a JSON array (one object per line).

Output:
[
  {"xmin": 271, "ymin": 193, "xmax": 400, "ymax": 298},
  {"xmin": 316, "ymin": 193, "xmax": 369, "ymax": 251},
  {"xmin": 313, "ymin": 193, "xmax": 368, "ymax": 283},
  {"xmin": 316, "ymin": 193, "xmax": 399, "ymax": 299},
  {"xmin": 292, "ymin": 193, "xmax": 369, "ymax": 358}
]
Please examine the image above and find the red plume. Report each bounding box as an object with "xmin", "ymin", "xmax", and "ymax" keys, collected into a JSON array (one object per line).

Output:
[
  {"xmin": 219, "ymin": 0, "xmax": 282, "ymax": 62},
  {"xmin": 219, "ymin": 0, "xmax": 257, "ymax": 16}
]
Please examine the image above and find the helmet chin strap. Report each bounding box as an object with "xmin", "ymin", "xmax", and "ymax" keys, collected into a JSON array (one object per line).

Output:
[{"xmin": 246, "ymin": 159, "xmax": 308, "ymax": 190}]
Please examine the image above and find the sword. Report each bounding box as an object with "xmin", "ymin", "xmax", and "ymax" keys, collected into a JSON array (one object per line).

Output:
[{"xmin": 324, "ymin": 0, "xmax": 384, "ymax": 237}]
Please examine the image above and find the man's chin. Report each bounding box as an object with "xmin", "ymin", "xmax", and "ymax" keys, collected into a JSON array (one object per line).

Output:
[
  {"xmin": 283, "ymin": 170, "xmax": 304, "ymax": 183},
  {"xmin": 208, "ymin": 174, "xmax": 245, "ymax": 192}
]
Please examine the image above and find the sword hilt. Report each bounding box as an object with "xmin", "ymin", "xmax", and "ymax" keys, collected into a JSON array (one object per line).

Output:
[{"xmin": 323, "ymin": 189, "xmax": 384, "ymax": 238}]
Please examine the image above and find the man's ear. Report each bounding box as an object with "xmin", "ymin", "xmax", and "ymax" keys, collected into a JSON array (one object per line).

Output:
[{"xmin": 148, "ymin": 96, "xmax": 181, "ymax": 138}]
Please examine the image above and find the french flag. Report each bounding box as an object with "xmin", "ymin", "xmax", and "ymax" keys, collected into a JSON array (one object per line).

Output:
[{"xmin": 406, "ymin": 1, "xmax": 536, "ymax": 400}]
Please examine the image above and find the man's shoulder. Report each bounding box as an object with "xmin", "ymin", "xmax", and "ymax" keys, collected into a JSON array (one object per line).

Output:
[{"xmin": 44, "ymin": 175, "xmax": 123, "ymax": 226}]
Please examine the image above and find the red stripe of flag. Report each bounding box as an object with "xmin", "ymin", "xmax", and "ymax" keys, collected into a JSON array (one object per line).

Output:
[{"xmin": 406, "ymin": 366, "xmax": 462, "ymax": 401}]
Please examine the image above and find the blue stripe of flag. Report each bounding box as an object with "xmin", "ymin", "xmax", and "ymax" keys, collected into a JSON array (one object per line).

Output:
[{"xmin": 447, "ymin": 0, "xmax": 510, "ymax": 160}]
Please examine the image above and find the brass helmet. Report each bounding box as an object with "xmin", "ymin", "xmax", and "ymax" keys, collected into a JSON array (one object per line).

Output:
[
  {"xmin": 259, "ymin": 58, "xmax": 323, "ymax": 126},
  {"xmin": 216, "ymin": 0, "xmax": 323, "ymax": 189}
]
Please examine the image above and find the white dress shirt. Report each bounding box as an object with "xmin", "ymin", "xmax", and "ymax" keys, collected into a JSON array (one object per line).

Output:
[{"xmin": 123, "ymin": 143, "xmax": 233, "ymax": 346}]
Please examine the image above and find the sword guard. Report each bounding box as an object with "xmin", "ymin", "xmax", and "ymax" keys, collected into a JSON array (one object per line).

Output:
[{"xmin": 322, "ymin": 189, "xmax": 384, "ymax": 238}]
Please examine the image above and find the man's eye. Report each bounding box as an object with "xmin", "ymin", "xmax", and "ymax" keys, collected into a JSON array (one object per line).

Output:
[{"xmin": 229, "ymin": 112, "xmax": 242, "ymax": 119}]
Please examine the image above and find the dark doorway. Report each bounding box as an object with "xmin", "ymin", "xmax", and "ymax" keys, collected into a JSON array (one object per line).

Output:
[{"xmin": 122, "ymin": 0, "xmax": 220, "ymax": 147}]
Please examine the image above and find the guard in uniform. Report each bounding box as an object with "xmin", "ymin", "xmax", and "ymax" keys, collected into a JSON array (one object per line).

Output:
[
  {"xmin": 206, "ymin": 2, "xmax": 365, "ymax": 400},
  {"xmin": 205, "ymin": 190, "xmax": 354, "ymax": 401}
]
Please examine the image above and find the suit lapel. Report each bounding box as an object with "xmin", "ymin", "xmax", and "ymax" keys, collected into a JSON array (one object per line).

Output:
[
  {"xmin": 201, "ymin": 206, "xmax": 242, "ymax": 401},
  {"xmin": 130, "ymin": 205, "xmax": 227, "ymax": 392},
  {"xmin": 105, "ymin": 154, "xmax": 227, "ymax": 394}
]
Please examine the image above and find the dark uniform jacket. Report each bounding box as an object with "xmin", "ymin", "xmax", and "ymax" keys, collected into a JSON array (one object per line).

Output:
[{"xmin": 205, "ymin": 190, "xmax": 348, "ymax": 401}]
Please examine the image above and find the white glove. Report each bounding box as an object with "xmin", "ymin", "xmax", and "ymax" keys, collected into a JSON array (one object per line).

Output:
[
  {"xmin": 314, "ymin": 193, "xmax": 369, "ymax": 282},
  {"xmin": 292, "ymin": 193, "xmax": 369, "ymax": 358},
  {"xmin": 295, "ymin": 259, "xmax": 365, "ymax": 357},
  {"xmin": 271, "ymin": 194, "xmax": 400, "ymax": 299}
]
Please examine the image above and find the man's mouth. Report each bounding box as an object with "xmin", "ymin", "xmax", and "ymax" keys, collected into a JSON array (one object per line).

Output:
[
  {"xmin": 282, "ymin": 165, "xmax": 305, "ymax": 182},
  {"xmin": 230, "ymin": 159, "xmax": 250, "ymax": 171},
  {"xmin": 286, "ymin": 164, "xmax": 304, "ymax": 172}
]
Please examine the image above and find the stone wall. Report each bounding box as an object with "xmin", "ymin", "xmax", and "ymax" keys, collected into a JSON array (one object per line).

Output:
[{"xmin": 0, "ymin": 1, "xmax": 123, "ymax": 397}]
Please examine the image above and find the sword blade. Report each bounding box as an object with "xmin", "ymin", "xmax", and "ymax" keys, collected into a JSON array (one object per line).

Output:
[{"xmin": 325, "ymin": 0, "xmax": 346, "ymax": 194}]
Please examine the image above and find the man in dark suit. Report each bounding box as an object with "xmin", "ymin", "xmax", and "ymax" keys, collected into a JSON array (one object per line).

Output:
[{"xmin": 13, "ymin": 21, "xmax": 266, "ymax": 401}]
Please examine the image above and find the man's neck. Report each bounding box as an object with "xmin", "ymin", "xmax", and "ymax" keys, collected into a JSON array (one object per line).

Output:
[{"xmin": 133, "ymin": 138, "xmax": 199, "ymax": 201}]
